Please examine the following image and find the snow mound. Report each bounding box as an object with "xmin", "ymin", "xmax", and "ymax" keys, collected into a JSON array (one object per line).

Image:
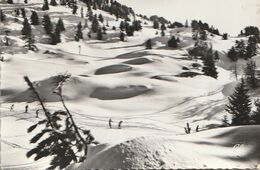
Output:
[
  {"xmin": 6, "ymin": 75, "xmax": 90, "ymax": 103},
  {"xmin": 151, "ymin": 75, "xmax": 178, "ymax": 82},
  {"xmin": 95, "ymin": 65, "xmax": 133, "ymax": 75},
  {"xmin": 77, "ymin": 126, "xmax": 260, "ymax": 169},
  {"xmin": 90, "ymin": 85, "xmax": 151, "ymax": 100},
  {"xmin": 123, "ymin": 58, "xmax": 153, "ymax": 65}
]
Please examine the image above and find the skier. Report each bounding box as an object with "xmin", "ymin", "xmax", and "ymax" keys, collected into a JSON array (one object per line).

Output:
[
  {"xmin": 108, "ymin": 118, "xmax": 112, "ymax": 128},
  {"xmin": 10, "ymin": 104, "xmax": 14, "ymax": 111},
  {"xmin": 196, "ymin": 125, "xmax": 199, "ymax": 132},
  {"xmin": 25, "ymin": 104, "xmax": 29, "ymax": 113},
  {"xmin": 36, "ymin": 109, "xmax": 40, "ymax": 118},
  {"xmin": 118, "ymin": 120, "xmax": 123, "ymax": 129}
]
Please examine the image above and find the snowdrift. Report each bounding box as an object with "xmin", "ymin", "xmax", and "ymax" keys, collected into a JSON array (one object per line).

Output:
[
  {"xmin": 90, "ymin": 85, "xmax": 151, "ymax": 100},
  {"xmin": 77, "ymin": 126, "xmax": 260, "ymax": 169}
]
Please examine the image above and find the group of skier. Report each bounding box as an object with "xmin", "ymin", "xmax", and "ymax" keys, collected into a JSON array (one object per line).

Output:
[
  {"xmin": 10, "ymin": 104, "xmax": 29, "ymax": 113},
  {"xmin": 10, "ymin": 104, "xmax": 125, "ymax": 129},
  {"xmin": 109, "ymin": 118, "xmax": 123, "ymax": 129}
]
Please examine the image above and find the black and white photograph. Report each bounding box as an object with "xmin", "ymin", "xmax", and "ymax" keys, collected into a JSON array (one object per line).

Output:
[{"xmin": 0, "ymin": 0, "xmax": 260, "ymax": 169}]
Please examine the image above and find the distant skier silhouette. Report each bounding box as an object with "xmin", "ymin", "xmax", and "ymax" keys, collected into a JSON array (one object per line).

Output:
[
  {"xmin": 25, "ymin": 104, "xmax": 29, "ymax": 113},
  {"xmin": 109, "ymin": 118, "xmax": 112, "ymax": 128},
  {"xmin": 10, "ymin": 104, "xmax": 14, "ymax": 111},
  {"xmin": 36, "ymin": 109, "xmax": 40, "ymax": 118},
  {"xmin": 196, "ymin": 125, "xmax": 199, "ymax": 132},
  {"xmin": 118, "ymin": 121, "xmax": 123, "ymax": 129}
]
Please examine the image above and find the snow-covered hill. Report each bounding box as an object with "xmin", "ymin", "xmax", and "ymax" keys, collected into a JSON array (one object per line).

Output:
[{"xmin": 1, "ymin": 0, "xmax": 260, "ymax": 169}]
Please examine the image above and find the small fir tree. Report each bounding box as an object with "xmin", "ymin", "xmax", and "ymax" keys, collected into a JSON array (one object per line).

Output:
[
  {"xmin": 42, "ymin": 15, "xmax": 53, "ymax": 35},
  {"xmin": 120, "ymin": 32, "xmax": 125, "ymax": 41},
  {"xmin": 199, "ymin": 30, "xmax": 207, "ymax": 40},
  {"xmin": 42, "ymin": 0, "xmax": 49, "ymax": 11},
  {"xmin": 167, "ymin": 36, "xmax": 178, "ymax": 48},
  {"xmin": 153, "ymin": 20, "xmax": 159, "ymax": 29},
  {"xmin": 75, "ymin": 22, "xmax": 83, "ymax": 41},
  {"xmin": 30, "ymin": 11, "xmax": 39, "ymax": 25},
  {"xmin": 56, "ymin": 18, "xmax": 65, "ymax": 32},
  {"xmin": 91, "ymin": 15, "xmax": 99, "ymax": 33},
  {"xmin": 7, "ymin": 0, "xmax": 13, "ymax": 4},
  {"xmin": 244, "ymin": 60, "xmax": 258, "ymax": 88},
  {"xmin": 202, "ymin": 47, "xmax": 218, "ymax": 79},
  {"xmin": 226, "ymin": 78, "xmax": 251, "ymax": 126},
  {"xmin": 21, "ymin": 18, "xmax": 32, "ymax": 38},
  {"xmin": 145, "ymin": 39, "xmax": 152, "ymax": 49},
  {"xmin": 252, "ymin": 99, "xmax": 260, "ymax": 124},
  {"xmin": 214, "ymin": 51, "xmax": 219, "ymax": 60},
  {"xmin": 24, "ymin": 33, "xmax": 38, "ymax": 51},
  {"xmin": 21, "ymin": 8, "xmax": 26, "ymax": 18},
  {"xmin": 0, "ymin": 10, "xmax": 6, "ymax": 22},
  {"xmin": 227, "ymin": 47, "xmax": 238, "ymax": 61},
  {"xmin": 97, "ymin": 28, "xmax": 103, "ymax": 40},
  {"xmin": 50, "ymin": 0, "xmax": 57, "ymax": 6},
  {"xmin": 98, "ymin": 14, "xmax": 104, "ymax": 23}
]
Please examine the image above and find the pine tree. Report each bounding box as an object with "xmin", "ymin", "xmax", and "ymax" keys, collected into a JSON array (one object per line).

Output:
[
  {"xmin": 97, "ymin": 28, "xmax": 103, "ymax": 40},
  {"xmin": 98, "ymin": 14, "xmax": 104, "ymax": 23},
  {"xmin": 119, "ymin": 21, "xmax": 125, "ymax": 31},
  {"xmin": 15, "ymin": 9, "xmax": 20, "ymax": 16},
  {"xmin": 75, "ymin": 22, "xmax": 83, "ymax": 41},
  {"xmin": 21, "ymin": 8, "xmax": 26, "ymax": 18},
  {"xmin": 102, "ymin": 26, "xmax": 107, "ymax": 34},
  {"xmin": 161, "ymin": 29, "xmax": 165, "ymax": 37},
  {"xmin": 7, "ymin": 0, "xmax": 13, "ymax": 4},
  {"xmin": 145, "ymin": 39, "xmax": 152, "ymax": 49},
  {"xmin": 72, "ymin": 5, "xmax": 78, "ymax": 14},
  {"xmin": 185, "ymin": 20, "xmax": 189, "ymax": 27},
  {"xmin": 132, "ymin": 20, "xmax": 142, "ymax": 31},
  {"xmin": 226, "ymin": 78, "xmax": 251, "ymax": 126},
  {"xmin": 227, "ymin": 47, "xmax": 238, "ymax": 61},
  {"xmin": 24, "ymin": 33, "xmax": 38, "ymax": 51},
  {"xmin": 21, "ymin": 18, "xmax": 32, "ymax": 38},
  {"xmin": 42, "ymin": 15, "xmax": 53, "ymax": 35},
  {"xmin": 235, "ymin": 40, "xmax": 246, "ymax": 59},
  {"xmin": 222, "ymin": 33, "xmax": 228, "ymax": 40},
  {"xmin": 119, "ymin": 31, "xmax": 125, "ymax": 41},
  {"xmin": 214, "ymin": 51, "xmax": 219, "ymax": 60},
  {"xmin": 246, "ymin": 36, "xmax": 258, "ymax": 59},
  {"xmin": 56, "ymin": 18, "xmax": 65, "ymax": 32},
  {"xmin": 0, "ymin": 10, "xmax": 6, "ymax": 22},
  {"xmin": 168, "ymin": 36, "xmax": 178, "ymax": 48},
  {"xmin": 80, "ymin": 7, "xmax": 83, "ymax": 18},
  {"xmin": 91, "ymin": 15, "xmax": 99, "ymax": 33},
  {"xmin": 222, "ymin": 115, "xmax": 229, "ymax": 127},
  {"xmin": 153, "ymin": 20, "xmax": 159, "ymax": 29},
  {"xmin": 125, "ymin": 23, "xmax": 134, "ymax": 36},
  {"xmin": 161, "ymin": 23, "xmax": 166, "ymax": 30},
  {"xmin": 252, "ymin": 99, "xmax": 260, "ymax": 124},
  {"xmin": 42, "ymin": 0, "xmax": 49, "ymax": 11},
  {"xmin": 50, "ymin": 24, "xmax": 61, "ymax": 45},
  {"xmin": 30, "ymin": 11, "xmax": 39, "ymax": 25},
  {"xmin": 202, "ymin": 47, "xmax": 218, "ymax": 79},
  {"xmin": 192, "ymin": 28, "xmax": 198, "ymax": 40},
  {"xmin": 244, "ymin": 60, "xmax": 258, "ymax": 88},
  {"xmin": 50, "ymin": 0, "xmax": 57, "ymax": 6},
  {"xmin": 86, "ymin": 6, "xmax": 93, "ymax": 21},
  {"xmin": 199, "ymin": 30, "xmax": 207, "ymax": 40},
  {"xmin": 93, "ymin": 1, "xmax": 97, "ymax": 10}
]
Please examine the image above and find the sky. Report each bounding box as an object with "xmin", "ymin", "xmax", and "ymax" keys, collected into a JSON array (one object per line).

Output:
[{"xmin": 117, "ymin": 0, "xmax": 260, "ymax": 35}]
